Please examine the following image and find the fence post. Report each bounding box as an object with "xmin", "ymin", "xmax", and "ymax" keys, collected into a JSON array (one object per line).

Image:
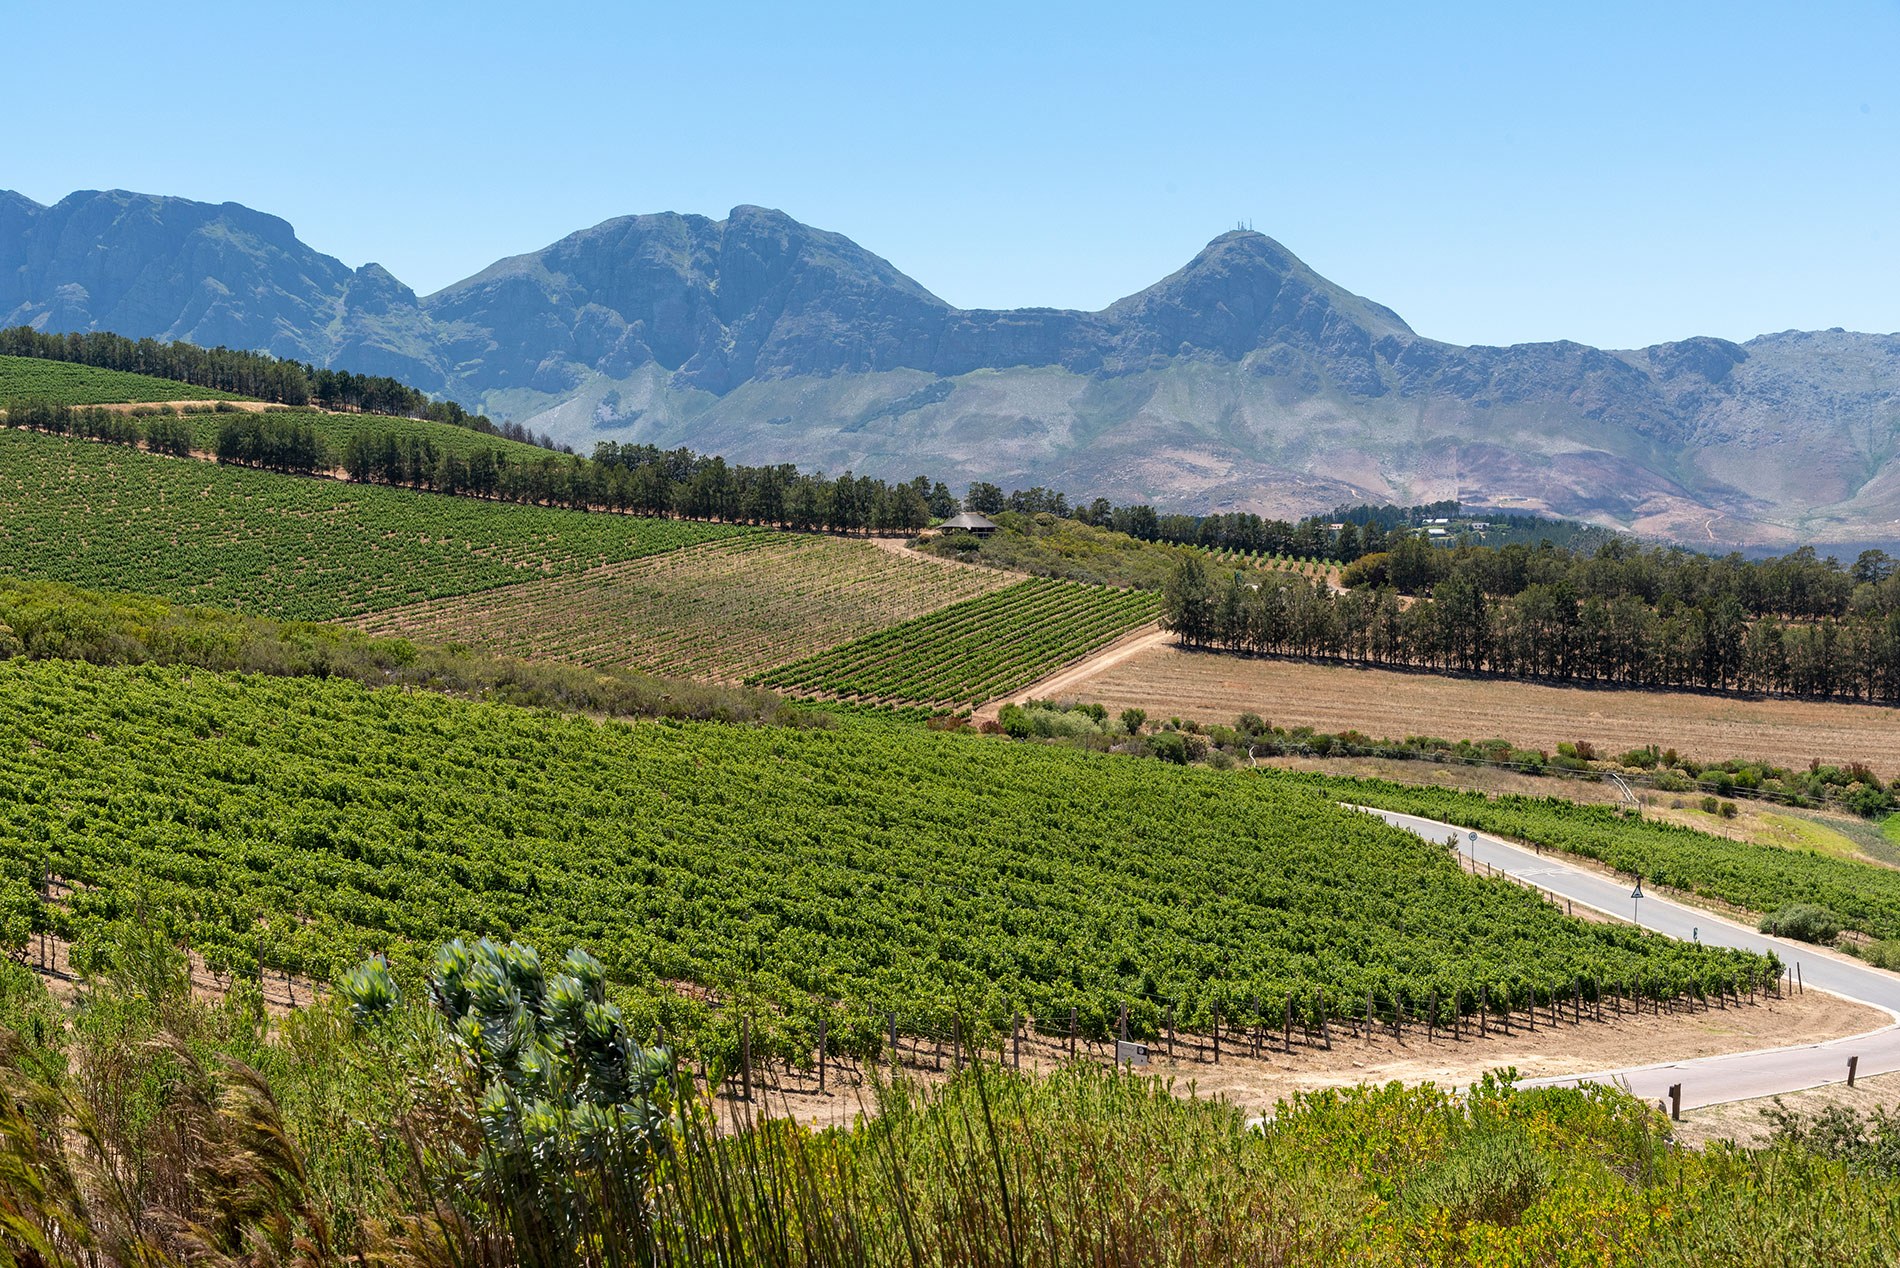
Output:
[
  {"xmin": 1574, "ymin": 978, "xmax": 1582, "ymax": 1024},
  {"xmin": 889, "ymin": 1011, "xmax": 898, "ymax": 1069},
  {"xmin": 1317, "ymin": 988, "xmax": 1331, "ymax": 1050},
  {"xmin": 818, "ymin": 1017, "xmax": 827, "ymax": 1093},
  {"xmin": 1118, "ymin": 1004, "xmax": 1129, "ymax": 1042},
  {"xmin": 1849, "ymin": 1055, "xmax": 1860, "ymax": 1088},
  {"xmin": 1284, "ymin": 993, "xmax": 1294, "ymax": 1051},
  {"xmin": 1429, "ymin": 990, "xmax": 1438, "ymax": 1043},
  {"xmin": 1013, "ymin": 1011, "xmax": 1021, "ymax": 1069},
  {"xmin": 1213, "ymin": 1002, "xmax": 1221, "ymax": 1064},
  {"xmin": 1166, "ymin": 1004, "xmax": 1174, "ymax": 1058},
  {"xmin": 1070, "ymin": 1006, "xmax": 1077, "ymax": 1059},
  {"xmin": 1668, "ymin": 1083, "xmax": 1682, "ymax": 1121},
  {"xmin": 1366, "ymin": 989, "xmax": 1375, "ymax": 1043},
  {"xmin": 740, "ymin": 1016, "xmax": 754, "ymax": 1102},
  {"xmin": 953, "ymin": 1014, "xmax": 962, "ymax": 1070},
  {"xmin": 1797, "ymin": 963, "xmax": 1803, "ymax": 994}
]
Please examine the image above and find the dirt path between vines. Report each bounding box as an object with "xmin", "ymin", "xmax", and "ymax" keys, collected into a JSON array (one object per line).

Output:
[{"xmin": 971, "ymin": 623, "xmax": 1171, "ymax": 722}]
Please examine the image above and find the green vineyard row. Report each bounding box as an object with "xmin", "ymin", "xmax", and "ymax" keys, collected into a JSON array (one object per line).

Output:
[
  {"xmin": 0, "ymin": 658, "xmax": 1763, "ymax": 1062},
  {"xmin": 0, "ymin": 429, "xmax": 750, "ymax": 620},
  {"xmin": 0, "ymin": 354, "xmax": 246, "ymax": 404},
  {"xmin": 755, "ymin": 578, "xmax": 1160, "ymax": 704}
]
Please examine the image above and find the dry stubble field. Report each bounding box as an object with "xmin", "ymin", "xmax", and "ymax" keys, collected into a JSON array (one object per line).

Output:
[
  {"xmin": 356, "ymin": 531, "xmax": 1013, "ymax": 681},
  {"xmin": 1063, "ymin": 645, "xmax": 1900, "ymax": 773}
]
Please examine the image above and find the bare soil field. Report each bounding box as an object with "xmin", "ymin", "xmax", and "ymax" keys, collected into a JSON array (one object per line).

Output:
[
  {"xmin": 1063, "ymin": 645, "xmax": 1900, "ymax": 774},
  {"xmin": 721, "ymin": 988, "xmax": 1880, "ymax": 1129},
  {"xmin": 357, "ymin": 532, "xmax": 1012, "ymax": 682}
]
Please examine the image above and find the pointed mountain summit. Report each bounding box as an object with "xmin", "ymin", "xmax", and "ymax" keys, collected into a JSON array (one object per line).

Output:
[{"xmin": 2, "ymin": 189, "xmax": 1896, "ymax": 546}]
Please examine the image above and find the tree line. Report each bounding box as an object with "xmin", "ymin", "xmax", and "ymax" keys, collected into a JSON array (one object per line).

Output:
[
  {"xmin": 1163, "ymin": 555, "xmax": 1900, "ymax": 702},
  {"xmin": 328, "ymin": 433, "xmax": 963, "ymax": 533},
  {"xmin": 1, "ymin": 398, "xmax": 196, "ymax": 456},
  {"xmin": 0, "ymin": 326, "xmax": 563, "ymax": 450},
  {"xmin": 1349, "ymin": 532, "xmax": 1898, "ymax": 623}
]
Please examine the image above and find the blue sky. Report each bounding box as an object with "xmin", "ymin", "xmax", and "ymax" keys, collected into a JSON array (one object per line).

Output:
[{"xmin": 9, "ymin": 1, "xmax": 1897, "ymax": 348}]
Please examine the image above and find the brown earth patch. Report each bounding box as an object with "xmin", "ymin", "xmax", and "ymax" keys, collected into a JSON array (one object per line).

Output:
[{"xmin": 1059, "ymin": 646, "xmax": 1900, "ymax": 774}]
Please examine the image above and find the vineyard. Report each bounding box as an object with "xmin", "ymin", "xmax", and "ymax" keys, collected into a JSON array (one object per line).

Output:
[
  {"xmin": 0, "ymin": 354, "xmax": 245, "ymax": 404},
  {"xmin": 1302, "ymin": 774, "xmax": 1900, "ymax": 940},
  {"xmin": 185, "ymin": 406, "xmax": 554, "ymax": 465},
  {"xmin": 0, "ymin": 658, "xmax": 1762, "ymax": 1061},
  {"xmin": 357, "ymin": 534, "xmax": 1013, "ymax": 680},
  {"xmin": 755, "ymin": 578, "xmax": 1161, "ymax": 705},
  {"xmin": 0, "ymin": 429, "xmax": 748, "ymax": 620}
]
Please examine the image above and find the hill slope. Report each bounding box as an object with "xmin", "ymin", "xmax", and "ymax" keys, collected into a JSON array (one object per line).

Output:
[{"xmin": 5, "ymin": 189, "xmax": 1898, "ymax": 546}]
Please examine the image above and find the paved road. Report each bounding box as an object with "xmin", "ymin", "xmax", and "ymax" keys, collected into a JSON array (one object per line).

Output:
[{"xmin": 1363, "ymin": 806, "xmax": 1900, "ymax": 1110}]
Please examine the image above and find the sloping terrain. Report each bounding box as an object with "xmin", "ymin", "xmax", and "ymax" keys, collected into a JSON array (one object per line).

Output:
[
  {"xmin": 0, "ymin": 428, "xmax": 744, "ymax": 619},
  {"xmin": 5, "ymin": 189, "xmax": 1898, "ymax": 545},
  {"xmin": 354, "ymin": 533, "xmax": 1012, "ymax": 681}
]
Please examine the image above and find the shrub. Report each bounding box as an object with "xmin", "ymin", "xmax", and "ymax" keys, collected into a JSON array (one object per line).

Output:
[
  {"xmin": 1147, "ymin": 732, "xmax": 1188, "ymax": 764},
  {"xmin": 1759, "ymin": 904, "xmax": 1844, "ymax": 944},
  {"xmin": 1700, "ymin": 795, "xmax": 1721, "ymax": 814},
  {"xmin": 1719, "ymin": 801, "xmax": 1739, "ymax": 819},
  {"xmin": 941, "ymin": 532, "xmax": 982, "ymax": 552},
  {"xmin": 1845, "ymin": 784, "xmax": 1896, "ymax": 818},
  {"xmin": 1862, "ymin": 939, "xmax": 1900, "ymax": 971},
  {"xmin": 1119, "ymin": 707, "xmax": 1146, "ymax": 736}
]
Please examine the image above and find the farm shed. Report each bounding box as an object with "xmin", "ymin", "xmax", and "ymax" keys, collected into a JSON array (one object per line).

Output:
[{"xmin": 940, "ymin": 511, "xmax": 1001, "ymax": 536}]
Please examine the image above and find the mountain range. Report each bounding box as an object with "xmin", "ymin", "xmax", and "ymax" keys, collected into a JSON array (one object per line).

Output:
[{"xmin": 5, "ymin": 187, "xmax": 1898, "ymax": 548}]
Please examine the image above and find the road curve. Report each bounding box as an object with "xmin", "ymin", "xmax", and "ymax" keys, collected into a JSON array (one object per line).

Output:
[{"xmin": 1363, "ymin": 806, "xmax": 1900, "ymax": 1110}]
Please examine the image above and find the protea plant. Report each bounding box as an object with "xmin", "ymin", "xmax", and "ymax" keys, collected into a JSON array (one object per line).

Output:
[{"xmin": 340, "ymin": 939, "xmax": 672, "ymax": 1265}]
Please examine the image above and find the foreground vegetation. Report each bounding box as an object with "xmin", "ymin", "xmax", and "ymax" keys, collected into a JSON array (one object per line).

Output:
[
  {"xmin": 0, "ymin": 656, "xmax": 1761, "ymax": 1065},
  {"xmin": 0, "ymin": 946, "xmax": 1891, "ymax": 1268}
]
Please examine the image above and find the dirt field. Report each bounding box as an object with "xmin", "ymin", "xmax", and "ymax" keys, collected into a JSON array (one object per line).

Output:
[
  {"xmin": 725, "ymin": 987, "xmax": 1881, "ymax": 1129},
  {"xmin": 1061, "ymin": 645, "xmax": 1900, "ymax": 774}
]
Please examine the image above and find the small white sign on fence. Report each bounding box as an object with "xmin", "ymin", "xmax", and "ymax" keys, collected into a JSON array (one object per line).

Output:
[{"xmin": 1115, "ymin": 1040, "xmax": 1149, "ymax": 1066}]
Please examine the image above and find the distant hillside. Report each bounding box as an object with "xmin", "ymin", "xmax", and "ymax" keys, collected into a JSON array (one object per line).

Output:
[{"xmin": 5, "ymin": 188, "xmax": 1898, "ymax": 547}]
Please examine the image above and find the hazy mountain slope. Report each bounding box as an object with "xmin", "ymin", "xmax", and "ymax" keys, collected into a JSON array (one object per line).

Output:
[
  {"xmin": 3, "ymin": 189, "xmax": 1896, "ymax": 546},
  {"xmin": 0, "ymin": 189, "xmax": 447, "ymax": 391}
]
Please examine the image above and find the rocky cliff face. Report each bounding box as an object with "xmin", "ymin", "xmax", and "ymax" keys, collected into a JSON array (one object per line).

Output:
[
  {"xmin": 0, "ymin": 190, "xmax": 444, "ymax": 389},
  {"xmin": 3, "ymin": 189, "xmax": 1897, "ymax": 547}
]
